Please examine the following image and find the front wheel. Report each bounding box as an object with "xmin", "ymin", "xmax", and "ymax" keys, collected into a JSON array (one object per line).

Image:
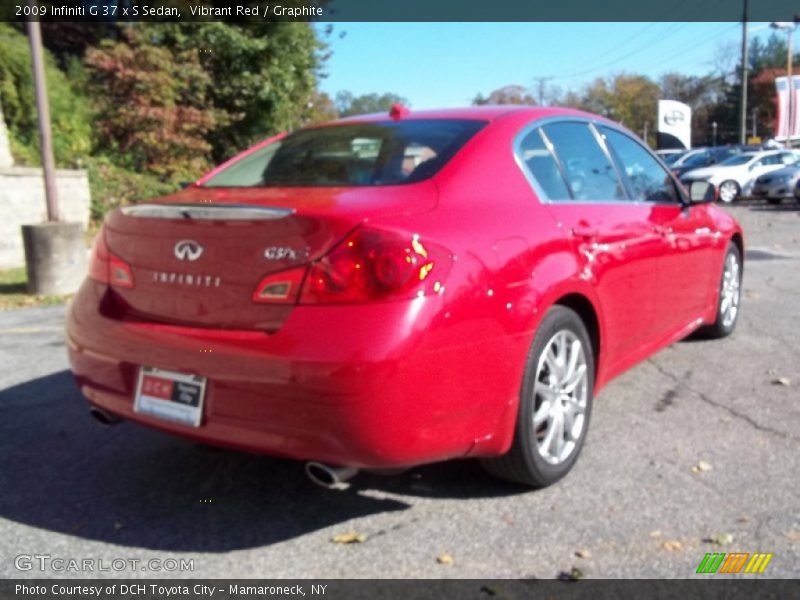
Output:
[
  {"xmin": 699, "ymin": 242, "xmax": 742, "ymax": 339},
  {"xmin": 481, "ymin": 306, "xmax": 594, "ymax": 488},
  {"xmin": 718, "ymin": 180, "xmax": 740, "ymax": 203}
]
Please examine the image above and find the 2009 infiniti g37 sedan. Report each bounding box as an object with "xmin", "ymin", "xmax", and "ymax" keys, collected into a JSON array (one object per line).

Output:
[{"xmin": 66, "ymin": 106, "xmax": 743, "ymax": 488}]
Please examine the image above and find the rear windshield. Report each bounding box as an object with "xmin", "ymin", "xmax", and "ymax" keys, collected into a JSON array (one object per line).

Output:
[{"xmin": 202, "ymin": 119, "xmax": 487, "ymax": 188}]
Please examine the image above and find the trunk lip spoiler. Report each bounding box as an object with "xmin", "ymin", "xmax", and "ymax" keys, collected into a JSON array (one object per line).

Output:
[{"xmin": 120, "ymin": 203, "xmax": 295, "ymax": 220}]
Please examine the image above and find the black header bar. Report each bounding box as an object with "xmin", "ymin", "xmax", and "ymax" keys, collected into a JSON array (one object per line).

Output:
[{"xmin": 1, "ymin": 0, "xmax": 799, "ymax": 23}]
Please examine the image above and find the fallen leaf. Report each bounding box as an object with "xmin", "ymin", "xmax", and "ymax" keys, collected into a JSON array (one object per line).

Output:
[
  {"xmin": 575, "ymin": 548, "xmax": 592, "ymax": 559},
  {"xmin": 557, "ymin": 566, "xmax": 584, "ymax": 580},
  {"xmin": 691, "ymin": 460, "xmax": 712, "ymax": 474},
  {"xmin": 744, "ymin": 290, "xmax": 760, "ymax": 300},
  {"xmin": 649, "ymin": 530, "xmax": 662, "ymax": 538},
  {"xmin": 663, "ymin": 540, "xmax": 683, "ymax": 551},
  {"xmin": 437, "ymin": 552, "xmax": 454, "ymax": 565},
  {"xmin": 709, "ymin": 533, "xmax": 734, "ymax": 546},
  {"xmin": 331, "ymin": 532, "xmax": 366, "ymax": 544},
  {"xmin": 772, "ymin": 377, "xmax": 791, "ymax": 386},
  {"xmin": 785, "ymin": 530, "xmax": 800, "ymax": 542}
]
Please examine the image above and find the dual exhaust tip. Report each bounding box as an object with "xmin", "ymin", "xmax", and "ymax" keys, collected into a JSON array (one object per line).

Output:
[
  {"xmin": 304, "ymin": 462, "xmax": 359, "ymax": 489},
  {"xmin": 88, "ymin": 409, "xmax": 359, "ymax": 488}
]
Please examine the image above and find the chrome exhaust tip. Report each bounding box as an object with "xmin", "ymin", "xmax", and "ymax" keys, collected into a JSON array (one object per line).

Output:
[
  {"xmin": 89, "ymin": 407, "xmax": 121, "ymax": 426},
  {"xmin": 305, "ymin": 462, "xmax": 359, "ymax": 489}
]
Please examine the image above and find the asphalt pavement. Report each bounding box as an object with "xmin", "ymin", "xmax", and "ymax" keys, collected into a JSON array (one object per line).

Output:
[{"xmin": 0, "ymin": 202, "xmax": 798, "ymax": 579}]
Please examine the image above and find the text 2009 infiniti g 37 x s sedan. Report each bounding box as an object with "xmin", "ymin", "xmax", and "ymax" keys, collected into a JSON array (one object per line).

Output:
[{"xmin": 66, "ymin": 106, "xmax": 743, "ymax": 488}]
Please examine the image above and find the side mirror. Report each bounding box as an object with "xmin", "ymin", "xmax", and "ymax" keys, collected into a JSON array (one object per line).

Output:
[{"xmin": 687, "ymin": 180, "xmax": 715, "ymax": 203}]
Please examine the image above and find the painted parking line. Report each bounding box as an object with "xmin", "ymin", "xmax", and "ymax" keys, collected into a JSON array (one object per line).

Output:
[{"xmin": 0, "ymin": 326, "xmax": 63, "ymax": 334}]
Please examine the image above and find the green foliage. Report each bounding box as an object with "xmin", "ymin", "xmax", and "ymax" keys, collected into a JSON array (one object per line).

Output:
[
  {"xmin": 473, "ymin": 85, "xmax": 537, "ymax": 106},
  {"xmin": 0, "ymin": 23, "xmax": 92, "ymax": 167},
  {"xmin": 335, "ymin": 91, "xmax": 409, "ymax": 116},
  {"xmin": 84, "ymin": 27, "xmax": 215, "ymax": 181},
  {"xmin": 85, "ymin": 156, "xmax": 178, "ymax": 221},
  {"xmin": 152, "ymin": 22, "xmax": 324, "ymax": 161}
]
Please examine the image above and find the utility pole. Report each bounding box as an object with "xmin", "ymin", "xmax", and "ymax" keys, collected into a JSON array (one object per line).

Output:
[
  {"xmin": 752, "ymin": 107, "xmax": 757, "ymax": 138},
  {"xmin": 532, "ymin": 76, "xmax": 552, "ymax": 106},
  {"xmin": 26, "ymin": 18, "xmax": 60, "ymax": 222},
  {"xmin": 739, "ymin": 0, "xmax": 749, "ymax": 145}
]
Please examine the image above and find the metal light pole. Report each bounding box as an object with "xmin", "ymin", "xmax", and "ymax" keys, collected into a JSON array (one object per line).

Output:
[
  {"xmin": 772, "ymin": 21, "xmax": 796, "ymax": 148},
  {"xmin": 739, "ymin": 0, "xmax": 749, "ymax": 145},
  {"xmin": 712, "ymin": 121, "xmax": 717, "ymax": 146},
  {"xmin": 26, "ymin": 18, "xmax": 60, "ymax": 221}
]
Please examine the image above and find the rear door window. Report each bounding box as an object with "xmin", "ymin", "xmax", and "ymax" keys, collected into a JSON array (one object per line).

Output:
[{"xmin": 542, "ymin": 122, "xmax": 627, "ymax": 201}]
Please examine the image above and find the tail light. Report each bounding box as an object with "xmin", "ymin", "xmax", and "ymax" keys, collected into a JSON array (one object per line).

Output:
[
  {"xmin": 88, "ymin": 231, "xmax": 135, "ymax": 289},
  {"xmin": 297, "ymin": 227, "xmax": 450, "ymax": 304},
  {"xmin": 252, "ymin": 267, "xmax": 306, "ymax": 304}
]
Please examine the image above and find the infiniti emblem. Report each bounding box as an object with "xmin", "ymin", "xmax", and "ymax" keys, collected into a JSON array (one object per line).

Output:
[{"xmin": 174, "ymin": 240, "xmax": 203, "ymax": 261}]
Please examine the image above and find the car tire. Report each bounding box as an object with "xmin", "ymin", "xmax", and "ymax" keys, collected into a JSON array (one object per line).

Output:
[
  {"xmin": 766, "ymin": 197, "xmax": 782, "ymax": 205},
  {"xmin": 481, "ymin": 305, "xmax": 594, "ymax": 488},
  {"xmin": 699, "ymin": 242, "xmax": 742, "ymax": 339},
  {"xmin": 718, "ymin": 180, "xmax": 740, "ymax": 203}
]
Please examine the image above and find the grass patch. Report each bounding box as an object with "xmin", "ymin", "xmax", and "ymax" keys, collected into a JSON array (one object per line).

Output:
[{"xmin": 0, "ymin": 267, "xmax": 70, "ymax": 310}]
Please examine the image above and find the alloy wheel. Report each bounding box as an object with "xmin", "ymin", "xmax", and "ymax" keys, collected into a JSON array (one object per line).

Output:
[
  {"xmin": 533, "ymin": 330, "xmax": 588, "ymax": 465},
  {"xmin": 719, "ymin": 181, "xmax": 738, "ymax": 203},
  {"xmin": 720, "ymin": 251, "xmax": 741, "ymax": 328}
]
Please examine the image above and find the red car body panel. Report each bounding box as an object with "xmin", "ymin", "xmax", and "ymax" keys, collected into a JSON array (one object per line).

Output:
[{"xmin": 66, "ymin": 106, "xmax": 743, "ymax": 469}]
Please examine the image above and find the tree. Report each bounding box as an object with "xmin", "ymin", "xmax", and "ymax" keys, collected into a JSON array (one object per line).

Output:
[
  {"xmin": 659, "ymin": 72, "xmax": 730, "ymax": 147},
  {"xmin": 335, "ymin": 91, "xmax": 409, "ymax": 116},
  {"xmin": 85, "ymin": 28, "xmax": 215, "ymax": 181},
  {"xmin": 153, "ymin": 22, "xmax": 325, "ymax": 161},
  {"xmin": 472, "ymin": 84, "xmax": 536, "ymax": 106},
  {"xmin": 300, "ymin": 90, "xmax": 338, "ymax": 126},
  {"xmin": 575, "ymin": 74, "xmax": 660, "ymax": 143},
  {"xmin": 0, "ymin": 23, "xmax": 92, "ymax": 167}
]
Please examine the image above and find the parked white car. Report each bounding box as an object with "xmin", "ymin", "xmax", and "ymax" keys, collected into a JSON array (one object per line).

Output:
[{"xmin": 680, "ymin": 150, "xmax": 799, "ymax": 203}]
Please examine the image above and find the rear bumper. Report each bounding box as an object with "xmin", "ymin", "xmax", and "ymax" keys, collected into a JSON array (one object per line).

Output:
[{"xmin": 66, "ymin": 281, "xmax": 524, "ymax": 468}]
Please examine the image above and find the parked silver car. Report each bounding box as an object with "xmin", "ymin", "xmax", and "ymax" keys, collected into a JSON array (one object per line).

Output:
[{"xmin": 751, "ymin": 166, "xmax": 800, "ymax": 204}]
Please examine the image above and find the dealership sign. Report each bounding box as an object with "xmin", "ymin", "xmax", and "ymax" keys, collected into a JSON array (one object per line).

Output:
[{"xmin": 657, "ymin": 99, "xmax": 692, "ymax": 149}]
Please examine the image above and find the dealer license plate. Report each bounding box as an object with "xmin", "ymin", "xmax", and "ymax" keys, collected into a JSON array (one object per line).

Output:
[{"xmin": 134, "ymin": 366, "xmax": 206, "ymax": 427}]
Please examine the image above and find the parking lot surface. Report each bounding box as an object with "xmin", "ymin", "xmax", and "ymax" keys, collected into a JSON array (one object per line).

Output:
[{"xmin": 1, "ymin": 203, "xmax": 798, "ymax": 579}]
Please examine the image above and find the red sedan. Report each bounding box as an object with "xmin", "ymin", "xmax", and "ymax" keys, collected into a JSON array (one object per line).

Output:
[{"xmin": 66, "ymin": 106, "xmax": 743, "ymax": 488}]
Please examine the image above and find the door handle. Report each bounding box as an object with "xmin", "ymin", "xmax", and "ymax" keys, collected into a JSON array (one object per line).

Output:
[
  {"xmin": 571, "ymin": 226, "xmax": 598, "ymax": 239},
  {"xmin": 653, "ymin": 224, "xmax": 672, "ymax": 235}
]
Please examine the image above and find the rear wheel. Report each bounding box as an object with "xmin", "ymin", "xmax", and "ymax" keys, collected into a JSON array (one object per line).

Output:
[
  {"xmin": 700, "ymin": 242, "xmax": 742, "ymax": 339},
  {"xmin": 482, "ymin": 306, "xmax": 594, "ymax": 488},
  {"xmin": 718, "ymin": 180, "xmax": 740, "ymax": 203}
]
